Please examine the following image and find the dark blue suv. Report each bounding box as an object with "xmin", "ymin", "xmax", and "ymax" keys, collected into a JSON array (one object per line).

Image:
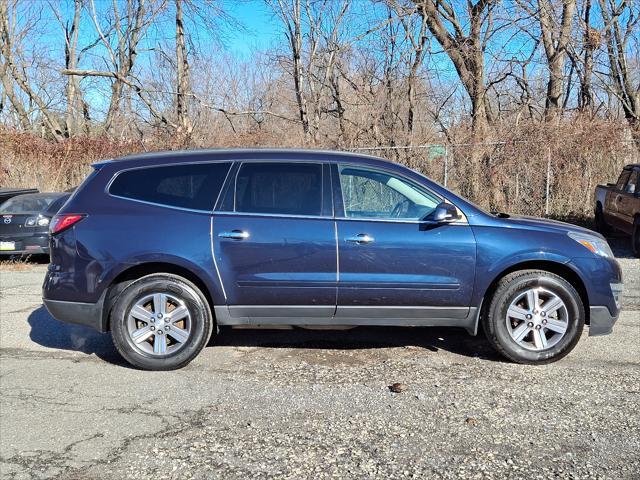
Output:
[{"xmin": 43, "ymin": 149, "xmax": 623, "ymax": 370}]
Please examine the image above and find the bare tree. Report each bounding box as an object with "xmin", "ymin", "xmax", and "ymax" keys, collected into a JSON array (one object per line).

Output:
[
  {"xmin": 412, "ymin": 0, "xmax": 498, "ymax": 134},
  {"xmin": 597, "ymin": 0, "xmax": 640, "ymax": 146},
  {"xmin": 0, "ymin": 0, "xmax": 65, "ymax": 140},
  {"xmin": 519, "ymin": 0, "xmax": 576, "ymax": 120},
  {"xmin": 175, "ymin": 0, "xmax": 191, "ymax": 136}
]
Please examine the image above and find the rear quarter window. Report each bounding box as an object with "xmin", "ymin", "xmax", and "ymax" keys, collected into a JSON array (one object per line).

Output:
[{"xmin": 109, "ymin": 162, "xmax": 231, "ymax": 211}]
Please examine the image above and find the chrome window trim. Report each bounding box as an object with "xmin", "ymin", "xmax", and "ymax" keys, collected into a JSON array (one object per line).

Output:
[
  {"xmin": 213, "ymin": 210, "xmax": 330, "ymax": 221},
  {"xmin": 105, "ymin": 160, "xmax": 233, "ymax": 214},
  {"xmin": 334, "ymin": 215, "xmax": 469, "ymax": 225},
  {"xmin": 107, "ymin": 195, "xmax": 214, "ymax": 215}
]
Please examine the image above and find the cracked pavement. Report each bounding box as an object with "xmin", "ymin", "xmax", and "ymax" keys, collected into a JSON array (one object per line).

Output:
[{"xmin": 0, "ymin": 238, "xmax": 638, "ymax": 479}]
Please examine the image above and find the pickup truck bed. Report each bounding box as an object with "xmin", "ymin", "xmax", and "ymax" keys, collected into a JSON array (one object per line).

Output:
[{"xmin": 595, "ymin": 164, "xmax": 640, "ymax": 256}]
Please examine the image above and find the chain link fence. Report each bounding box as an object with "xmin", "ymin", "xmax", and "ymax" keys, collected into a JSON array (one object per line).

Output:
[{"xmin": 348, "ymin": 140, "xmax": 639, "ymax": 218}]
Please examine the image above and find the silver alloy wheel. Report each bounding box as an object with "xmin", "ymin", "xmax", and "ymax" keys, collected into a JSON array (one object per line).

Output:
[
  {"xmin": 126, "ymin": 292, "xmax": 192, "ymax": 356},
  {"xmin": 505, "ymin": 287, "xmax": 569, "ymax": 351}
]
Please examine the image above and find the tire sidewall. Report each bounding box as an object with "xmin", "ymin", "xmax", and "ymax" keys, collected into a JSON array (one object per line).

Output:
[
  {"xmin": 490, "ymin": 274, "xmax": 584, "ymax": 363},
  {"xmin": 633, "ymin": 219, "xmax": 640, "ymax": 257},
  {"xmin": 111, "ymin": 275, "xmax": 212, "ymax": 370}
]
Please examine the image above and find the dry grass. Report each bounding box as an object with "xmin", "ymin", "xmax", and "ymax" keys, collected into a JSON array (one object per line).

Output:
[
  {"xmin": 0, "ymin": 257, "xmax": 42, "ymax": 271},
  {"xmin": 1, "ymin": 118, "xmax": 638, "ymax": 218}
]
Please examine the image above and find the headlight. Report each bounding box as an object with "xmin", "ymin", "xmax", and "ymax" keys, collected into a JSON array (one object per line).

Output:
[
  {"xmin": 25, "ymin": 217, "xmax": 36, "ymax": 226},
  {"xmin": 37, "ymin": 217, "xmax": 50, "ymax": 226},
  {"xmin": 568, "ymin": 232, "xmax": 614, "ymax": 258}
]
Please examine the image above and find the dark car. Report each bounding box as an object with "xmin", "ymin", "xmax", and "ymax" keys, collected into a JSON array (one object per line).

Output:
[
  {"xmin": 1, "ymin": 192, "xmax": 70, "ymax": 256},
  {"xmin": 0, "ymin": 187, "xmax": 39, "ymax": 204},
  {"xmin": 43, "ymin": 149, "xmax": 623, "ymax": 370}
]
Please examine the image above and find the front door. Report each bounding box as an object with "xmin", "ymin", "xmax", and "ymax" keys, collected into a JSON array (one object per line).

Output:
[
  {"xmin": 606, "ymin": 168, "xmax": 631, "ymax": 231},
  {"xmin": 212, "ymin": 161, "xmax": 337, "ymax": 322},
  {"xmin": 333, "ymin": 164, "xmax": 476, "ymax": 322}
]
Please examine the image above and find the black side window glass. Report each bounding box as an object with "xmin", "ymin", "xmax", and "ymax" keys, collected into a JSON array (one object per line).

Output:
[
  {"xmin": 625, "ymin": 170, "xmax": 639, "ymax": 194},
  {"xmin": 110, "ymin": 162, "xmax": 231, "ymax": 210},
  {"xmin": 235, "ymin": 163, "xmax": 323, "ymax": 216},
  {"xmin": 615, "ymin": 170, "xmax": 631, "ymax": 190}
]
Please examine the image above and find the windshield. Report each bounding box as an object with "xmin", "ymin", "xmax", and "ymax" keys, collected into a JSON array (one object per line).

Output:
[{"xmin": 0, "ymin": 194, "xmax": 62, "ymax": 214}]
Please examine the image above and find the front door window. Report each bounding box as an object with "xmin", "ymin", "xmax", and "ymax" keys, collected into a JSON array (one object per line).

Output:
[{"xmin": 338, "ymin": 166, "xmax": 440, "ymax": 220}]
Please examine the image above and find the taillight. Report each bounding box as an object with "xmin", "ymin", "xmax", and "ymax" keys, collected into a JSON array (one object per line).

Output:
[{"xmin": 50, "ymin": 214, "xmax": 85, "ymax": 235}]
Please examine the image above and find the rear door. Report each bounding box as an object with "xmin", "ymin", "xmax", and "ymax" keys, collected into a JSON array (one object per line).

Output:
[
  {"xmin": 333, "ymin": 163, "xmax": 476, "ymax": 322},
  {"xmin": 212, "ymin": 161, "xmax": 337, "ymax": 323}
]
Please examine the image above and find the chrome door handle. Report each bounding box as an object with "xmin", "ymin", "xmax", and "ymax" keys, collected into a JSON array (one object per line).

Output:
[
  {"xmin": 218, "ymin": 230, "xmax": 249, "ymax": 240},
  {"xmin": 345, "ymin": 233, "xmax": 374, "ymax": 244}
]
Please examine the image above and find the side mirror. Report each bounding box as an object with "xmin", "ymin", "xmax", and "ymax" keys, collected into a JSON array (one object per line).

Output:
[{"xmin": 423, "ymin": 202, "xmax": 459, "ymax": 224}]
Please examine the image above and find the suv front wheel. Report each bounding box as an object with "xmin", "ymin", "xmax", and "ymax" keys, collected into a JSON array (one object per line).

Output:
[
  {"xmin": 483, "ymin": 270, "xmax": 584, "ymax": 364},
  {"xmin": 110, "ymin": 273, "xmax": 214, "ymax": 370}
]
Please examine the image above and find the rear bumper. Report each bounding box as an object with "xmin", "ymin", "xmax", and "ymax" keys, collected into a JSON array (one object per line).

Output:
[
  {"xmin": 43, "ymin": 296, "xmax": 106, "ymax": 332},
  {"xmin": 589, "ymin": 306, "xmax": 620, "ymax": 336},
  {"xmin": 0, "ymin": 234, "xmax": 49, "ymax": 255}
]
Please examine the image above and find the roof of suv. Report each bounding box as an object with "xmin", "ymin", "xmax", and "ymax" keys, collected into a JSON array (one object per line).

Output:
[{"xmin": 96, "ymin": 148, "xmax": 388, "ymax": 167}]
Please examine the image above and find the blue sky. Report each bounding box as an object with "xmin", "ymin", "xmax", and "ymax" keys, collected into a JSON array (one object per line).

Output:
[{"xmin": 225, "ymin": 1, "xmax": 279, "ymax": 56}]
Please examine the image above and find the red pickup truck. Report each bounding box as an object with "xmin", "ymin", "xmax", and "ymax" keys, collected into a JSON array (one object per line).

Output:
[{"xmin": 594, "ymin": 164, "xmax": 640, "ymax": 256}]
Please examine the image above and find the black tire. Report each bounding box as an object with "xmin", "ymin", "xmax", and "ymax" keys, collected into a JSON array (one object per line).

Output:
[
  {"xmin": 110, "ymin": 273, "xmax": 213, "ymax": 370},
  {"xmin": 633, "ymin": 217, "xmax": 640, "ymax": 258},
  {"xmin": 482, "ymin": 269, "xmax": 585, "ymax": 364},
  {"xmin": 595, "ymin": 204, "xmax": 609, "ymax": 235}
]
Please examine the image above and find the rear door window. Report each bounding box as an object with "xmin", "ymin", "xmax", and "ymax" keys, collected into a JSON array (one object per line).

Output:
[
  {"xmin": 109, "ymin": 162, "xmax": 231, "ymax": 211},
  {"xmin": 234, "ymin": 162, "xmax": 323, "ymax": 216}
]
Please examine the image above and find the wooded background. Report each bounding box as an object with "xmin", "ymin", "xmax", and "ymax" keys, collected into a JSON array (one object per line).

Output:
[{"xmin": 1, "ymin": 0, "xmax": 639, "ymax": 217}]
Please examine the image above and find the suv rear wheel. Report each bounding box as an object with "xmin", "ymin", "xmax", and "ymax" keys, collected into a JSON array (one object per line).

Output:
[
  {"xmin": 110, "ymin": 273, "xmax": 214, "ymax": 370},
  {"xmin": 483, "ymin": 270, "xmax": 584, "ymax": 364}
]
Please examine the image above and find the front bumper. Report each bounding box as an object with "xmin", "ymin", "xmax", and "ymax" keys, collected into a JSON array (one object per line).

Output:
[
  {"xmin": 589, "ymin": 306, "xmax": 620, "ymax": 336},
  {"xmin": 43, "ymin": 296, "xmax": 107, "ymax": 332}
]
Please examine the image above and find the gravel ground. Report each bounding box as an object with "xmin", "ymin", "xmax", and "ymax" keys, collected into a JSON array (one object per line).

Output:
[{"xmin": 0, "ymin": 237, "xmax": 638, "ymax": 480}]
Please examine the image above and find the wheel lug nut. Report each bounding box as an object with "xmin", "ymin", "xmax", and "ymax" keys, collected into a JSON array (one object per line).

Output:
[
  {"xmin": 527, "ymin": 322, "xmax": 534, "ymax": 328},
  {"xmin": 157, "ymin": 330, "xmax": 163, "ymax": 335},
  {"xmin": 165, "ymin": 326, "xmax": 169, "ymax": 331},
  {"xmin": 540, "ymin": 311, "xmax": 546, "ymax": 317},
  {"xmin": 157, "ymin": 313, "xmax": 163, "ymax": 319},
  {"xmin": 150, "ymin": 318, "xmax": 155, "ymax": 323},
  {"xmin": 526, "ymin": 314, "xmax": 532, "ymax": 320},
  {"xmin": 535, "ymin": 325, "xmax": 542, "ymax": 330},
  {"xmin": 542, "ymin": 319, "xmax": 547, "ymax": 325},
  {"xmin": 150, "ymin": 326, "xmax": 155, "ymax": 331}
]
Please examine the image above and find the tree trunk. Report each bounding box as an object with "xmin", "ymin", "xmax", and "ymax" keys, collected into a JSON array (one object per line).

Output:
[
  {"xmin": 175, "ymin": 0, "xmax": 192, "ymax": 139},
  {"xmin": 64, "ymin": 0, "xmax": 82, "ymax": 136},
  {"xmin": 538, "ymin": 0, "xmax": 576, "ymax": 121}
]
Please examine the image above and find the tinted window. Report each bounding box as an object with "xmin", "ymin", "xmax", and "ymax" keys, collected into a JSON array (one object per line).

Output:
[
  {"xmin": 0, "ymin": 194, "xmax": 63, "ymax": 214},
  {"xmin": 615, "ymin": 169, "xmax": 631, "ymax": 190},
  {"xmin": 110, "ymin": 162, "xmax": 231, "ymax": 210},
  {"xmin": 235, "ymin": 163, "xmax": 323, "ymax": 216},
  {"xmin": 46, "ymin": 194, "xmax": 70, "ymax": 214},
  {"xmin": 339, "ymin": 166, "xmax": 440, "ymax": 220}
]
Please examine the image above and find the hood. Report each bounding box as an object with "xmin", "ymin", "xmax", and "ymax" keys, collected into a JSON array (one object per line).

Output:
[{"xmin": 498, "ymin": 215, "xmax": 602, "ymax": 238}]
